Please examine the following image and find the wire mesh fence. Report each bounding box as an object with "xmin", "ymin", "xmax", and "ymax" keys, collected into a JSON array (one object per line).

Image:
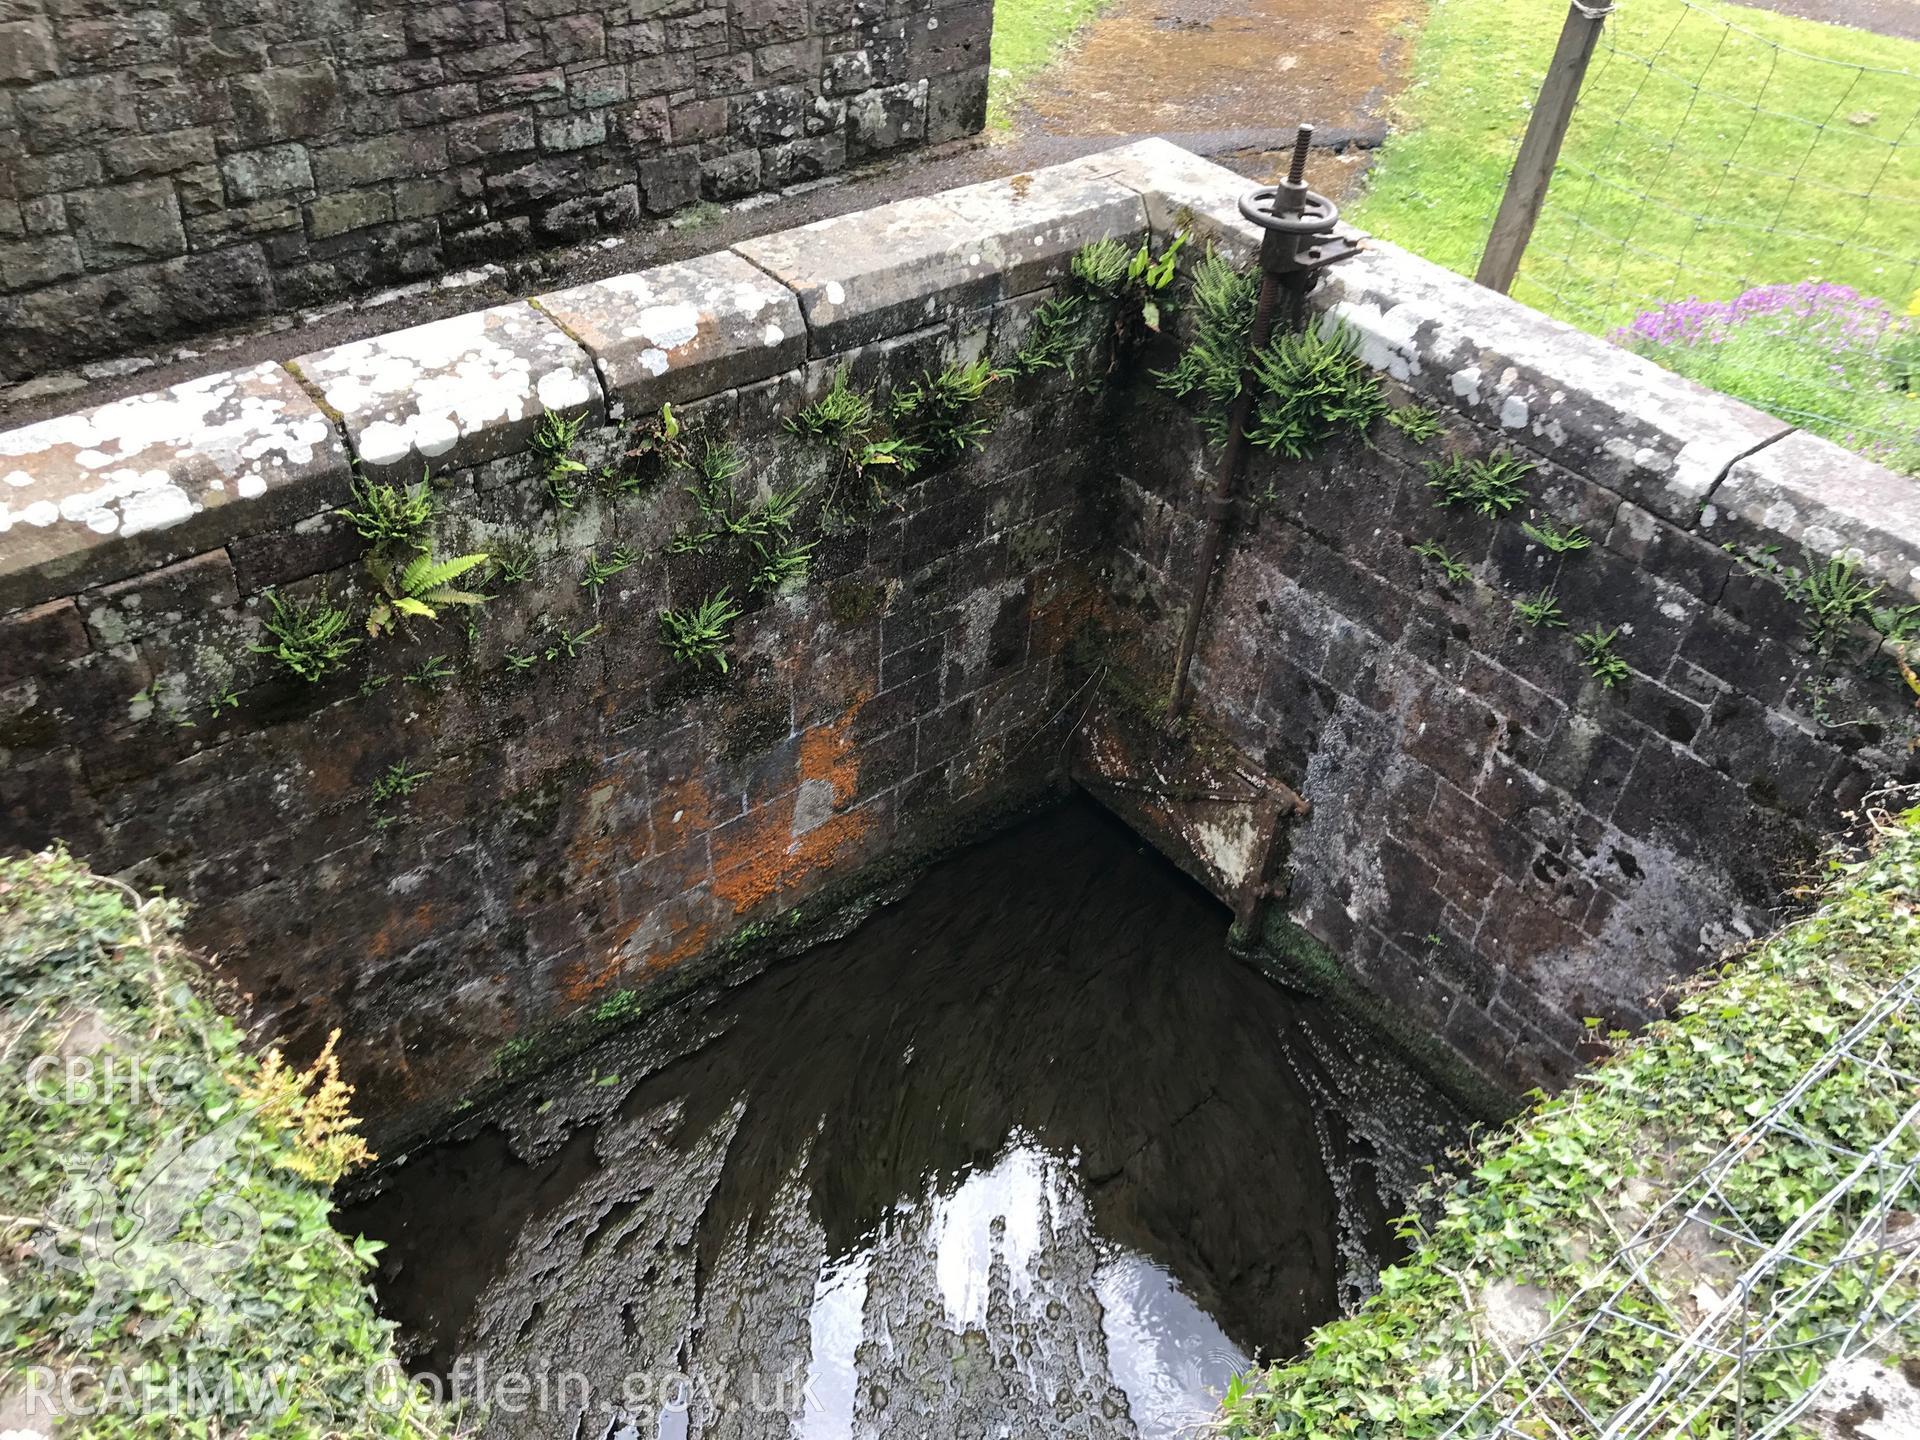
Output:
[
  {"xmin": 1350, "ymin": 0, "xmax": 1920, "ymax": 473},
  {"xmin": 1525, "ymin": 0, "xmax": 1920, "ymax": 469},
  {"xmin": 1441, "ymin": 958, "xmax": 1920, "ymax": 1440}
]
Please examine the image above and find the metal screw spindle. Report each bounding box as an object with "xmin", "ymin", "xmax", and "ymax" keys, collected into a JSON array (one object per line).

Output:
[
  {"xmin": 1167, "ymin": 119, "xmax": 1360, "ymax": 721},
  {"xmin": 1286, "ymin": 124, "xmax": 1314, "ymax": 187}
]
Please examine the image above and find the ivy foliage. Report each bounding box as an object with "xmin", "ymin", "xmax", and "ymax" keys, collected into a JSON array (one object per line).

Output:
[
  {"xmin": 1222, "ymin": 804, "xmax": 1920, "ymax": 1440},
  {"xmin": 0, "ymin": 848, "xmax": 448, "ymax": 1438}
]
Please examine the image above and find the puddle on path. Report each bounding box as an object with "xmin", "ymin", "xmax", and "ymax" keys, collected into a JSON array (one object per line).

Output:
[{"xmin": 343, "ymin": 801, "xmax": 1468, "ymax": 1439}]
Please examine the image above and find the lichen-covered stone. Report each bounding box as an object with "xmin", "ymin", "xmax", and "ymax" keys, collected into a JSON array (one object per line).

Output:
[
  {"xmin": 1323, "ymin": 238, "xmax": 1791, "ymax": 527},
  {"xmin": 939, "ymin": 164, "xmax": 1148, "ymax": 299},
  {"xmin": 1076, "ymin": 140, "xmax": 1794, "ymax": 532},
  {"xmin": 1057, "ymin": 136, "xmax": 1265, "ymax": 262},
  {"xmin": 1707, "ymin": 430, "xmax": 1920, "ymax": 604},
  {"xmin": 733, "ymin": 164, "xmax": 1145, "ymax": 354},
  {"xmin": 292, "ymin": 303, "xmax": 605, "ymax": 484},
  {"xmin": 537, "ymin": 249, "xmax": 804, "ymax": 416},
  {"xmin": 0, "ymin": 363, "xmax": 347, "ymax": 610}
]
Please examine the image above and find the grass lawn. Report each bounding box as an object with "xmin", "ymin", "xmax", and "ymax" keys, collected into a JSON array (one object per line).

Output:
[
  {"xmin": 1350, "ymin": 0, "xmax": 1920, "ymax": 468},
  {"xmin": 986, "ymin": 0, "xmax": 1119, "ymax": 128}
]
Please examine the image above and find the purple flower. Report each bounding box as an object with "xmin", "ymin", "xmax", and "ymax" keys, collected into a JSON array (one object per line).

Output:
[{"xmin": 1613, "ymin": 281, "xmax": 1906, "ymax": 355}]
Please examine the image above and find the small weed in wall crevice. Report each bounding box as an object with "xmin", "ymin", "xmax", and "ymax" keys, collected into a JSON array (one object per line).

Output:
[
  {"xmin": 660, "ymin": 590, "xmax": 742, "ymax": 672},
  {"xmin": 1384, "ymin": 403, "xmax": 1443, "ymax": 444},
  {"xmin": 1410, "ymin": 538, "xmax": 1473, "ymax": 585},
  {"xmin": 786, "ymin": 357, "xmax": 1003, "ymax": 524},
  {"xmin": 1154, "ymin": 249, "xmax": 1259, "ymax": 445},
  {"xmin": 1012, "ymin": 232, "xmax": 1188, "ymax": 387},
  {"xmin": 889, "ymin": 355, "xmax": 1003, "ymax": 461},
  {"xmin": 253, "ymin": 589, "xmax": 359, "ymax": 682},
  {"xmin": 1521, "ymin": 518, "xmax": 1591, "ymax": 555},
  {"xmin": 581, "ymin": 546, "xmax": 640, "ymax": 592},
  {"xmin": 339, "ymin": 474, "xmax": 434, "ymax": 549},
  {"xmin": 1574, "ymin": 624, "xmax": 1630, "ymax": 688},
  {"xmin": 369, "ymin": 759, "xmax": 432, "ymax": 829},
  {"xmin": 532, "ymin": 407, "xmax": 592, "ymax": 510},
  {"xmin": 1726, "ymin": 545, "xmax": 1920, "ymax": 733},
  {"xmin": 1245, "ymin": 323, "xmax": 1389, "ymax": 460},
  {"xmin": 1155, "ymin": 252, "xmax": 1387, "ymax": 464},
  {"xmin": 1426, "ymin": 449, "xmax": 1534, "ymax": 517},
  {"xmin": 364, "ymin": 548, "xmax": 490, "ymax": 639},
  {"xmin": 1514, "ymin": 588, "xmax": 1567, "ymax": 630}
]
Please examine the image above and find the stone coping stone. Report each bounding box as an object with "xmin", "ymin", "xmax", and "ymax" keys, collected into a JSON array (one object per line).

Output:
[
  {"xmin": 6, "ymin": 139, "xmax": 1913, "ymax": 625},
  {"xmin": 291, "ymin": 302, "xmax": 605, "ymax": 486},
  {"xmin": 733, "ymin": 165, "xmax": 1146, "ymax": 355},
  {"xmin": 1708, "ymin": 429, "xmax": 1920, "ymax": 604},
  {"xmin": 938, "ymin": 166, "xmax": 1148, "ymax": 301},
  {"xmin": 0, "ymin": 363, "xmax": 348, "ymax": 612},
  {"xmin": 537, "ymin": 251, "xmax": 806, "ymax": 420},
  {"xmin": 1321, "ymin": 240, "xmax": 1791, "ymax": 527},
  {"xmin": 1055, "ymin": 137, "xmax": 1264, "ymax": 263},
  {"xmin": 1080, "ymin": 139, "xmax": 1795, "ymax": 530}
]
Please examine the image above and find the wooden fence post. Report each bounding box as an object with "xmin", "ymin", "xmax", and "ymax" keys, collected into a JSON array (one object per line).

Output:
[{"xmin": 1474, "ymin": 0, "xmax": 1614, "ymax": 295}]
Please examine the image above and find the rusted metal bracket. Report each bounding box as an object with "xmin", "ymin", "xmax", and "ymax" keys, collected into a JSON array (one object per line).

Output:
[{"xmin": 1166, "ymin": 124, "xmax": 1362, "ymax": 719}]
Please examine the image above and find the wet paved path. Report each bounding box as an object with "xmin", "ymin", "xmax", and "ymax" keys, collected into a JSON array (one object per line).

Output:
[
  {"xmin": 1735, "ymin": 0, "xmax": 1920, "ymax": 42},
  {"xmin": 1011, "ymin": 0, "xmax": 1421, "ymax": 202}
]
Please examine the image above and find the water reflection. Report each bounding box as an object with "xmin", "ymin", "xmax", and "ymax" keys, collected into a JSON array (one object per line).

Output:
[{"xmin": 343, "ymin": 802, "xmax": 1467, "ymax": 1439}]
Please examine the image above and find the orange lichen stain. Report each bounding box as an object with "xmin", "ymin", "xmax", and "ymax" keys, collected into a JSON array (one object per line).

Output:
[
  {"xmin": 641, "ymin": 915, "xmax": 713, "ymax": 976},
  {"xmin": 559, "ymin": 949, "xmax": 621, "ymax": 1002},
  {"xmin": 563, "ymin": 908, "xmax": 715, "ymax": 1003},
  {"xmin": 711, "ymin": 700, "xmax": 871, "ymax": 916},
  {"xmin": 365, "ymin": 901, "xmax": 445, "ymax": 962}
]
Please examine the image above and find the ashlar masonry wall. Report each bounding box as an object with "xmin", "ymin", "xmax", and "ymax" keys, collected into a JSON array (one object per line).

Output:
[
  {"xmin": 0, "ymin": 0, "xmax": 989, "ymax": 380},
  {"xmin": 0, "ymin": 156, "xmax": 1135, "ymax": 1140},
  {"xmin": 1091, "ymin": 144, "xmax": 1920, "ymax": 1101}
]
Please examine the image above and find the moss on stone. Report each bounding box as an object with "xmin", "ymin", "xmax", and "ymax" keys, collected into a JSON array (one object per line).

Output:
[{"xmin": 826, "ymin": 578, "xmax": 884, "ymax": 628}]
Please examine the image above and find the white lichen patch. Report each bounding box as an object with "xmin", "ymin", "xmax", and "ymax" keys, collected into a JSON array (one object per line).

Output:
[
  {"xmin": 0, "ymin": 363, "xmax": 340, "ymax": 552},
  {"xmin": 1323, "ymin": 299, "xmax": 1425, "ymax": 383},
  {"xmin": 1192, "ymin": 809, "xmax": 1261, "ymax": 890},
  {"xmin": 298, "ymin": 305, "xmax": 597, "ymax": 475}
]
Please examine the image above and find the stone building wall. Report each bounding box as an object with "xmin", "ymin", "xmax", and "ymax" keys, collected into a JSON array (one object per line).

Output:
[
  {"xmin": 3, "ymin": 141, "xmax": 1915, "ymax": 1132},
  {"xmin": 0, "ymin": 0, "xmax": 990, "ymax": 380}
]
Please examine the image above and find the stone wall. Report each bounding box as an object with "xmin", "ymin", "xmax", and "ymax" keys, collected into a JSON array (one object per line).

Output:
[
  {"xmin": 3, "ymin": 140, "xmax": 1915, "ymax": 1132},
  {"xmin": 1088, "ymin": 144, "xmax": 1920, "ymax": 1101},
  {"xmin": 0, "ymin": 157, "xmax": 1132, "ymax": 1140},
  {"xmin": 0, "ymin": 0, "xmax": 989, "ymax": 380}
]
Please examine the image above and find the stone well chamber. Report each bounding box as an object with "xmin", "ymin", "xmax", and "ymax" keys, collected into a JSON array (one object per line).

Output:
[{"xmin": 2, "ymin": 140, "xmax": 1914, "ymax": 1139}]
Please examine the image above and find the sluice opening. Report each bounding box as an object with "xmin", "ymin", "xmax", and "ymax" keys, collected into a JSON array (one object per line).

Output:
[{"xmin": 342, "ymin": 801, "xmax": 1469, "ymax": 1439}]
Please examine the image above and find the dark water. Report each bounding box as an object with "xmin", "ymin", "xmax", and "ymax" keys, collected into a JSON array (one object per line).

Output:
[{"xmin": 343, "ymin": 801, "xmax": 1467, "ymax": 1440}]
